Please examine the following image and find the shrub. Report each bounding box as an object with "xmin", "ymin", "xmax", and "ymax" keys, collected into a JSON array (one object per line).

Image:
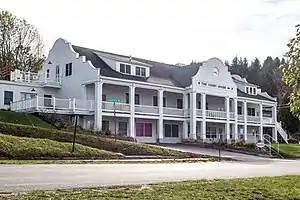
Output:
[
  {"xmin": 0, "ymin": 122, "xmax": 199, "ymax": 157},
  {"xmin": 288, "ymin": 138, "xmax": 299, "ymax": 144}
]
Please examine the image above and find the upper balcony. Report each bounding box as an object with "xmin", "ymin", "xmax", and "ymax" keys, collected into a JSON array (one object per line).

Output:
[{"xmin": 10, "ymin": 69, "xmax": 61, "ymax": 88}]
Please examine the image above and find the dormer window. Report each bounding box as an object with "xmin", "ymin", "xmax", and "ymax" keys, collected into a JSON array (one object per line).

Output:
[
  {"xmin": 250, "ymin": 87, "xmax": 252, "ymax": 94},
  {"xmin": 246, "ymin": 86, "xmax": 257, "ymax": 95},
  {"xmin": 136, "ymin": 66, "xmax": 146, "ymax": 77},
  {"xmin": 120, "ymin": 63, "xmax": 131, "ymax": 74},
  {"xmin": 253, "ymin": 88, "xmax": 256, "ymax": 95},
  {"xmin": 246, "ymin": 87, "xmax": 249, "ymax": 93}
]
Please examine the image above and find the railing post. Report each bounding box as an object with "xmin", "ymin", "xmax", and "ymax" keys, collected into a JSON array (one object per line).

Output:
[
  {"xmin": 73, "ymin": 98, "xmax": 76, "ymax": 112},
  {"xmin": 36, "ymin": 95, "xmax": 39, "ymax": 111},
  {"xmin": 53, "ymin": 97, "xmax": 56, "ymax": 110}
]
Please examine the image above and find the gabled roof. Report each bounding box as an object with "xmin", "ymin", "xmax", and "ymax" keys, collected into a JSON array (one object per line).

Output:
[
  {"xmin": 72, "ymin": 45, "xmax": 201, "ymax": 88},
  {"xmin": 232, "ymin": 74, "xmax": 259, "ymax": 87}
]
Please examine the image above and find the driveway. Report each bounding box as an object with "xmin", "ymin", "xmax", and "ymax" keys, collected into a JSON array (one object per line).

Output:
[
  {"xmin": 157, "ymin": 144, "xmax": 277, "ymax": 162},
  {"xmin": 1, "ymin": 160, "xmax": 300, "ymax": 192}
]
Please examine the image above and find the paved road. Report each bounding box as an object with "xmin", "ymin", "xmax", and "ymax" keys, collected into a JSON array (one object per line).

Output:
[
  {"xmin": 1, "ymin": 160, "xmax": 300, "ymax": 192},
  {"xmin": 158, "ymin": 144, "xmax": 275, "ymax": 162}
]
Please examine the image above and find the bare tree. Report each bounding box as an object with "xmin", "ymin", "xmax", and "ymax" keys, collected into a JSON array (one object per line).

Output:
[{"xmin": 0, "ymin": 10, "xmax": 45, "ymax": 80}]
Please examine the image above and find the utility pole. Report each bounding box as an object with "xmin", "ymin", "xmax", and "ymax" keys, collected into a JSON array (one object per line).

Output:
[{"xmin": 72, "ymin": 115, "xmax": 78, "ymax": 153}]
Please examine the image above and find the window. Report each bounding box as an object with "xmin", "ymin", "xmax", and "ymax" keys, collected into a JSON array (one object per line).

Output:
[
  {"xmin": 126, "ymin": 65, "xmax": 131, "ymax": 73},
  {"xmin": 46, "ymin": 69, "xmax": 50, "ymax": 78},
  {"xmin": 250, "ymin": 87, "xmax": 253, "ymax": 94},
  {"xmin": 102, "ymin": 94, "xmax": 107, "ymax": 101},
  {"xmin": 21, "ymin": 93, "xmax": 36, "ymax": 100},
  {"xmin": 118, "ymin": 122, "xmax": 127, "ymax": 136},
  {"xmin": 163, "ymin": 97, "xmax": 166, "ymax": 107},
  {"xmin": 206, "ymin": 126, "xmax": 217, "ymax": 139},
  {"xmin": 136, "ymin": 123, "xmax": 152, "ymax": 137},
  {"xmin": 135, "ymin": 94, "xmax": 140, "ymax": 105},
  {"xmin": 247, "ymin": 108, "xmax": 255, "ymax": 116},
  {"xmin": 177, "ymin": 99, "xmax": 183, "ymax": 109},
  {"xmin": 4, "ymin": 91, "xmax": 13, "ymax": 105},
  {"xmin": 164, "ymin": 124, "xmax": 179, "ymax": 138},
  {"xmin": 253, "ymin": 88, "xmax": 256, "ymax": 95},
  {"xmin": 120, "ymin": 64, "xmax": 125, "ymax": 73},
  {"xmin": 238, "ymin": 106, "xmax": 242, "ymax": 115},
  {"xmin": 102, "ymin": 121, "xmax": 109, "ymax": 132},
  {"xmin": 65, "ymin": 63, "xmax": 72, "ymax": 76},
  {"xmin": 153, "ymin": 96, "xmax": 158, "ymax": 106},
  {"xmin": 246, "ymin": 87, "xmax": 249, "ymax": 93},
  {"xmin": 135, "ymin": 66, "xmax": 146, "ymax": 77},
  {"xmin": 206, "ymin": 102, "xmax": 208, "ymax": 110},
  {"xmin": 197, "ymin": 101, "xmax": 201, "ymax": 109},
  {"xmin": 125, "ymin": 93, "xmax": 139, "ymax": 104}
]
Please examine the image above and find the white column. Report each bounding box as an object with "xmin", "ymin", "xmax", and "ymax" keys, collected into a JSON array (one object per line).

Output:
[
  {"xmin": 158, "ymin": 88, "xmax": 164, "ymax": 141},
  {"xmin": 129, "ymin": 85, "xmax": 135, "ymax": 138},
  {"xmin": 259, "ymin": 103, "xmax": 263, "ymax": 141},
  {"xmin": 226, "ymin": 97, "xmax": 230, "ymax": 141},
  {"xmin": 82, "ymin": 84, "xmax": 87, "ymax": 100},
  {"xmin": 183, "ymin": 93, "xmax": 188, "ymax": 139},
  {"xmin": 189, "ymin": 91, "xmax": 197, "ymax": 140},
  {"xmin": 201, "ymin": 93, "xmax": 206, "ymax": 140},
  {"xmin": 234, "ymin": 98, "xmax": 238, "ymax": 140},
  {"xmin": 243, "ymin": 101, "xmax": 247, "ymax": 141},
  {"xmin": 94, "ymin": 81, "xmax": 103, "ymax": 131}
]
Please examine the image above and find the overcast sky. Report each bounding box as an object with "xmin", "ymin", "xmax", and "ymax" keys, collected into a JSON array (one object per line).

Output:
[{"xmin": 1, "ymin": 0, "xmax": 300, "ymax": 65}]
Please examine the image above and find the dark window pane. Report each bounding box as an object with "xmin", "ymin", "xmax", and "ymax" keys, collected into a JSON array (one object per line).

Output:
[
  {"xmin": 206, "ymin": 102, "xmax": 208, "ymax": 110},
  {"xmin": 136, "ymin": 123, "xmax": 144, "ymax": 136},
  {"xmin": 102, "ymin": 121, "xmax": 109, "ymax": 132},
  {"xmin": 163, "ymin": 97, "xmax": 166, "ymax": 107},
  {"xmin": 120, "ymin": 64, "xmax": 125, "ymax": 73},
  {"xmin": 4, "ymin": 91, "xmax": 13, "ymax": 105},
  {"xmin": 172, "ymin": 125, "xmax": 179, "ymax": 137},
  {"xmin": 238, "ymin": 106, "xmax": 242, "ymax": 115},
  {"xmin": 153, "ymin": 96, "xmax": 158, "ymax": 106},
  {"xmin": 118, "ymin": 122, "xmax": 127, "ymax": 136},
  {"xmin": 145, "ymin": 123, "xmax": 152, "ymax": 137},
  {"xmin": 102, "ymin": 95, "xmax": 107, "ymax": 101},
  {"xmin": 125, "ymin": 93, "xmax": 129, "ymax": 104},
  {"xmin": 164, "ymin": 124, "xmax": 171, "ymax": 137},
  {"xmin": 198, "ymin": 101, "xmax": 201, "ymax": 109},
  {"xmin": 65, "ymin": 64, "xmax": 68, "ymax": 76},
  {"xmin": 69, "ymin": 63, "xmax": 72, "ymax": 75},
  {"xmin": 135, "ymin": 94, "xmax": 139, "ymax": 105},
  {"xmin": 126, "ymin": 65, "xmax": 131, "ymax": 73},
  {"xmin": 177, "ymin": 99, "xmax": 183, "ymax": 109},
  {"xmin": 136, "ymin": 67, "xmax": 140, "ymax": 75},
  {"xmin": 141, "ymin": 68, "xmax": 146, "ymax": 76}
]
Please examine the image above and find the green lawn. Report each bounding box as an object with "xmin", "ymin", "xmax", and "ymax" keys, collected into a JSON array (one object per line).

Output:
[
  {"xmin": 2, "ymin": 176, "xmax": 300, "ymax": 199},
  {"xmin": 0, "ymin": 110, "xmax": 53, "ymax": 129},
  {"xmin": 0, "ymin": 122, "xmax": 201, "ymax": 157},
  {"xmin": 0, "ymin": 133, "xmax": 122, "ymax": 159},
  {"xmin": 273, "ymin": 144, "xmax": 300, "ymax": 159}
]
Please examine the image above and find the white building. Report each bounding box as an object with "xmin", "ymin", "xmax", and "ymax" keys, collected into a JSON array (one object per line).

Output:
[{"xmin": 1, "ymin": 38, "xmax": 288, "ymax": 144}]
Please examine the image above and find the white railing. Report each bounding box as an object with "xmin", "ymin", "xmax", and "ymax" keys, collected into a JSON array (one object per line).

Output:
[
  {"xmin": 196, "ymin": 109, "xmax": 202, "ymax": 117},
  {"xmin": 135, "ymin": 105, "xmax": 159, "ymax": 115},
  {"xmin": 276, "ymin": 121, "xmax": 288, "ymax": 143},
  {"xmin": 238, "ymin": 115, "xmax": 244, "ymax": 121},
  {"xmin": 10, "ymin": 69, "xmax": 61, "ymax": 86},
  {"xmin": 206, "ymin": 110, "xmax": 227, "ymax": 119},
  {"xmin": 247, "ymin": 116, "xmax": 260, "ymax": 123},
  {"xmin": 102, "ymin": 101, "xmax": 130, "ymax": 112},
  {"xmin": 10, "ymin": 96, "xmax": 95, "ymax": 113},
  {"xmin": 230, "ymin": 112, "xmax": 235, "ymax": 120},
  {"xmin": 263, "ymin": 117, "xmax": 274, "ymax": 124},
  {"xmin": 163, "ymin": 107, "xmax": 185, "ymax": 116}
]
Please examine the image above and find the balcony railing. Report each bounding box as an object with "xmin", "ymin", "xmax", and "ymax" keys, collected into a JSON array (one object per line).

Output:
[
  {"xmin": 206, "ymin": 110, "xmax": 227, "ymax": 119},
  {"xmin": 163, "ymin": 107, "xmax": 185, "ymax": 117},
  {"xmin": 10, "ymin": 97, "xmax": 94, "ymax": 113},
  {"xmin": 196, "ymin": 109, "xmax": 202, "ymax": 117},
  {"xmin": 230, "ymin": 112, "xmax": 235, "ymax": 120},
  {"xmin": 247, "ymin": 116, "xmax": 260, "ymax": 123},
  {"xmin": 263, "ymin": 117, "xmax": 274, "ymax": 124},
  {"xmin": 102, "ymin": 102, "xmax": 130, "ymax": 113},
  {"xmin": 135, "ymin": 105, "xmax": 159, "ymax": 115}
]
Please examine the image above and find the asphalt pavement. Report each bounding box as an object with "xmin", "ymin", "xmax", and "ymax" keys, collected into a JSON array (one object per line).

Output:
[{"xmin": 1, "ymin": 159, "xmax": 300, "ymax": 192}]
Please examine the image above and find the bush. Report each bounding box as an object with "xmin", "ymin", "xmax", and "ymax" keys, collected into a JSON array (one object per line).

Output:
[
  {"xmin": 0, "ymin": 122, "xmax": 199, "ymax": 157},
  {"xmin": 288, "ymin": 138, "xmax": 299, "ymax": 144},
  {"xmin": 0, "ymin": 133, "xmax": 122, "ymax": 159}
]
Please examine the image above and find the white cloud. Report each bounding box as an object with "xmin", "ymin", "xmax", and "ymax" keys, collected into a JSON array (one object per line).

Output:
[{"xmin": 1, "ymin": 0, "xmax": 300, "ymax": 64}]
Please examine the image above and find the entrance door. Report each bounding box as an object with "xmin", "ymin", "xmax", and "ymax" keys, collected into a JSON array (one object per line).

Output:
[{"xmin": 44, "ymin": 95, "xmax": 52, "ymax": 107}]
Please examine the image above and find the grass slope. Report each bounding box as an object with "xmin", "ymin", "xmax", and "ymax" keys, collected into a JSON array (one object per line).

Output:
[
  {"xmin": 273, "ymin": 144, "xmax": 300, "ymax": 159},
  {"xmin": 0, "ymin": 110, "xmax": 53, "ymax": 129},
  {"xmin": 0, "ymin": 133, "xmax": 121, "ymax": 159},
  {"xmin": 3, "ymin": 176, "xmax": 300, "ymax": 199},
  {"xmin": 0, "ymin": 122, "xmax": 199, "ymax": 157}
]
